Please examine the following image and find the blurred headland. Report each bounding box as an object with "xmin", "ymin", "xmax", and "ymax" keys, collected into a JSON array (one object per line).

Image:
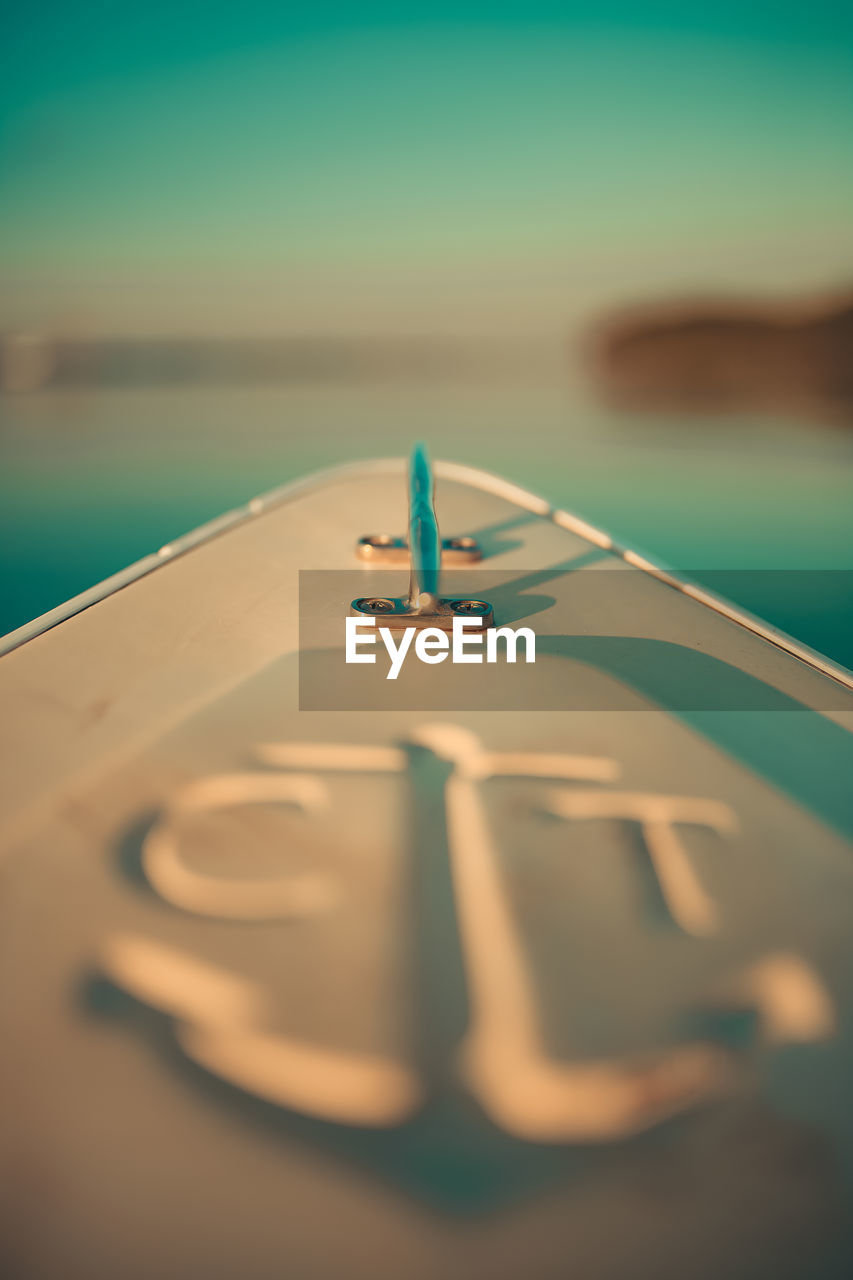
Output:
[{"xmin": 588, "ymin": 290, "xmax": 853, "ymax": 427}]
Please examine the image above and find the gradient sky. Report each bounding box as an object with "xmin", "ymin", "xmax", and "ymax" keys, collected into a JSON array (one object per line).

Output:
[{"xmin": 1, "ymin": 2, "xmax": 852, "ymax": 335}]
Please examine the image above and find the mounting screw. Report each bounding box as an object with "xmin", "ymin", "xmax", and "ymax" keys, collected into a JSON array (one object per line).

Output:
[
  {"xmin": 451, "ymin": 599, "xmax": 490, "ymax": 615},
  {"xmin": 354, "ymin": 597, "xmax": 396, "ymax": 613}
]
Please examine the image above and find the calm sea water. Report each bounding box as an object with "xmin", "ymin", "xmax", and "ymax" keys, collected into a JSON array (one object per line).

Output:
[{"xmin": 2, "ymin": 378, "xmax": 852, "ymax": 666}]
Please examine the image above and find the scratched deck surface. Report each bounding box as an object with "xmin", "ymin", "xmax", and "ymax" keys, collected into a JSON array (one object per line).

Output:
[{"xmin": 1, "ymin": 460, "xmax": 852, "ymax": 1280}]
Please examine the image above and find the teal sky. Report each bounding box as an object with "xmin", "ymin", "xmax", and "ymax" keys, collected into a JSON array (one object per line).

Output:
[{"xmin": 1, "ymin": 2, "xmax": 852, "ymax": 334}]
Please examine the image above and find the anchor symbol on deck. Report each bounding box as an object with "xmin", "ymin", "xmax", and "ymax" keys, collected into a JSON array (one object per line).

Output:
[{"xmin": 99, "ymin": 722, "xmax": 831, "ymax": 1146}]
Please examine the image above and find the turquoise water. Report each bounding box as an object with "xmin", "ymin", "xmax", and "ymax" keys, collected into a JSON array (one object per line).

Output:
[{"xmin": 2, "ymin": 379, "xmax": 852, "ymax": 666}]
